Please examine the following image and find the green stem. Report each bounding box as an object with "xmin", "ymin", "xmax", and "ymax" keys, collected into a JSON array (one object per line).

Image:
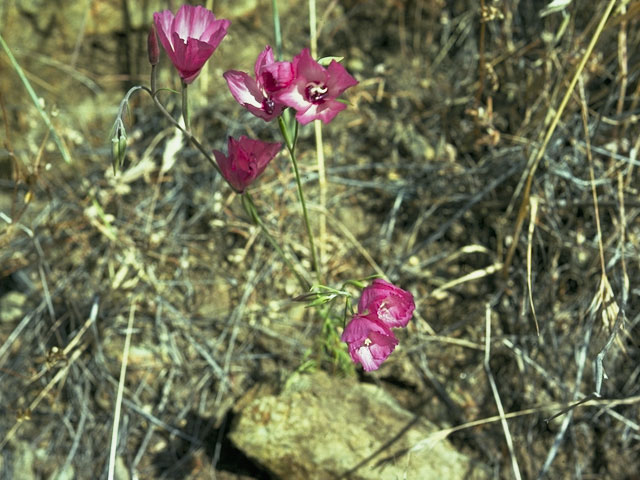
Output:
[
  {"xmin": 181, "ymin": 81, "xmax": 190, "ymax": 132},
  {"xmin": 271, "ymin": 0, "xmax": 283, "ymax": 61},
  {"xmin": 150, "ymin": 64, "xmax": 157, "ymax": 95},
  {"xmin": 242, "ymin": 193, "xmax": 310, "ymax": 291},
  {"xmin": 278, "ymin": 116, "xmax": 320, "ymax": 280}
]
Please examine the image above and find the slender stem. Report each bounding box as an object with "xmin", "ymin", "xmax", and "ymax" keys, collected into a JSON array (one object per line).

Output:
[
  {"xmin": 116, "ymin": 85, "xmax": 144, "ymax": 120},
  {"xmin": 107, "ymin": 298, "xmax": 136, "ymax": 480},
  {"xmin": 113, "ymin": 86, "xmax": 232, "ymax": 195},
  {"xmin": 271, "ymin": 0, "xmax": 283, "ymax": 61},
  {"xmin": 278, "ymin": 116, "xmax": 320, "ymax": 280},
  {"xmin": 314, "ymin": 121, "xmax": 326, "ymax": 277},
  {"xmin": 309, "ymin": 0, "xmax": 317, "ymax": 57},
  {"xmin": 181, "ymin": 81, "xmax": 190, "ymax": 132},
  {"xmin": 150, "ymin": 64, "xmax": 157, "ymax": 95},
  {"xmin": 278, "ymin": 114, "xmax": 294, "ymax": 151},
  {"xmin": 476, "ymin": 0, "xmax": 486, "ymax": 105},
  {"xmin": 292, "ymin": 119, "xmax": 299, "ymax": 151},
  {"xmin": 147, "ymin": 89, "xmax": 222, "ymax": 177},
  {"xmin": 308, "ymin": 0, "xmax": 326, "ymax": 278},
  {"xmin": 242, "ymin": 193, "xmax": 310, "ymax": 291}
]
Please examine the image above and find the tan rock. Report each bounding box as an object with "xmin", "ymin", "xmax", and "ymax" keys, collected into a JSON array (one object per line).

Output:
[{"xmin": 230, "ymin": 371, "xmax": 488, "ymax": 479}]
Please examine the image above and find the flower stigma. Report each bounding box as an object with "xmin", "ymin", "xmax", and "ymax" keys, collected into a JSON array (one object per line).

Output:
[
  {"xmin": 305, "ymin": 82, "xmax": 328, "ymax": 104},
  {"xmin": 262, "ymin": 97, "xmax": 275, "ymax": 115}
]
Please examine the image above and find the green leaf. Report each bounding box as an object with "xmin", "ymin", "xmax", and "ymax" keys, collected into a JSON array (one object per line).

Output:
[{"xmin": 317, "ymin": 56, "xmax": 344, "ymax": 67}]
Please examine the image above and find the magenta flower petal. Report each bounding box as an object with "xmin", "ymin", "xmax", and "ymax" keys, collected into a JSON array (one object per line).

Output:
[
  {"xmin": 296, "ymin": 100, "xmax": 346, "ymax": 125},
  {"xmin": 274, "ymin": 85, "xmax": 307, "ymax": 112},
  {"xmin": 326, "ymin": 60, "xmax": 359, "ymax": 96},
  {"xmin": 213, "ymin": 136, "xmax": 281, "ymax": 193},
  {"xmin": 296, "ymin": 48, "xmax": 327, "ymax": 83},
  {"xmin": 153, "ymin": 5, "xmax": 230, "ymax": 84},
  {"xmin": 224, "ymin": 71, "xmax": 264, "ymax": 108},
  {"xmin": 174, "ymin": 5, "xmax": 207, "ymax": 38},
  {"xmin": 260, "ymin": 61, "xmax": 295, "ymax": 93},
  {"xmin": 273, "ymin": 48, "xmax": 358, "ymax": 125},
  {"xmin": 342, "ymin": 315, "xmax": 398, "ymax": 371},
  {"xmin": 154, "ymin": 10, "xmax": 175, "ymax": 48},
  {"xmin": 254, "ymin": 46, "xmax": 275, "ymax": 79},
  {"xmin": 223, "ymin": 45, "xmax": 292, "ymax": 122},
  {"xmin": 358, "ymin": 279, "xmax": 415, "ymax": 328},
  {"xmin": 202, "ymin": 21, "xmax": 230, "ymax": 51},
  {"xmin": 171, "ymin": 34, "xmax": 216, "ymax": 83}
]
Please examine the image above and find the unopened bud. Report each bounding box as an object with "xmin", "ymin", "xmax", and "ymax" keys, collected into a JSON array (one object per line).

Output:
[
  {"xmin": 148, "ymin": 24, "xmax": 159, "ymax": 66},
  {"xmin": 110, "ymin": 119, "xmax": 128, "ymax": 174}
]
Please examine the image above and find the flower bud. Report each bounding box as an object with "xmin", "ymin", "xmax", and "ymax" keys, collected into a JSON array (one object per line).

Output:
[
  {"xmin": 213, "ymin": 136, "xmax": 281, "ymax": 193},
  {"xmin": 110, "ymin": 119, "xmax": 127, "ymax": 174},
  {"xmin": 147, "ymin": 24, "xmax": 159, "ymax": 66}
]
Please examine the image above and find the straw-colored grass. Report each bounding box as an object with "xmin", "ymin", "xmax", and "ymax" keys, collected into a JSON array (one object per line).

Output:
[{"xmin": 1, "ymin": 0, "xmax": 639, "ymax": 478}]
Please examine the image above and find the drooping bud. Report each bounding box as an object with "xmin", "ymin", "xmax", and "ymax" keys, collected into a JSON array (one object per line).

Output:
[
  {"xmin": 147, "ymin": 24, "xmax": 159, "ymax": 66},
  {"xmin": 110, "ymin": 118, "xmax": 128, "ymax": 174}
]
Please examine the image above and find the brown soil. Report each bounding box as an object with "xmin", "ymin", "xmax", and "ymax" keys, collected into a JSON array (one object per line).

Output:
[{"xmin": 1, "ymin": 0, "xmax": 639, "ymax": 478}]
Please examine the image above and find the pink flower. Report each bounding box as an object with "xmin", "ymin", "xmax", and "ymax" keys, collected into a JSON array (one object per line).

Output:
[
  {"xmin": 213, "ymin": 136, "xmax": 281, "ymax": 193},
  {"xmin": 341, "ymin": 315, "xmax": 398, "ymax": 372},
  {"xmin": 153, "ymin": 5, "xmax": 230, "ymax": 84},
  {"xmin": 223, "ymin": 46, "xmax": 294, "ymax": 122},
  {"xmin": 274, "ymin": 48, "xmax": 358, "ymax": 125},
  {"xmin": 358, "ymin": 279, "xmax": 415, "ymax": 328}
]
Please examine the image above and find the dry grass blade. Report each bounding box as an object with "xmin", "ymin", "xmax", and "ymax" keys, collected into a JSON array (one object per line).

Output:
[
  {"xmin": 591, "ymin": 173, "xmax": 633, "ymax": 395},
  {"xmin": 0, "ymin": 34, "xmax": 71, "ymax": 163},
  {"xmin": 0, "ymin": 308, "xmax": 39, "ymax": 368},
  {"xmin": 0, "ymin": 336, "xmax": 93, "ymax": 450},
  {"xmin": 483, "ymin": 304, "xmax": 522, "ymax": 480},
  {"xmin": 526, "ymin": 195, "xmax": 540, "ymax": 335},
  {"xmin": 429, "ymin": 261, "xmax": 502, "ymax": 299},
  {"xmin": 313, "ymin": 204, "xmax": 385, "ymax": 277},
  {"xmin": 614, "ymin": 1, "xmax": 628, "ymax": 139},
  {"xmin": 409, "ymin": 394, "xmax": 640, "ymax": 455},
  {"xmin": 502, "ymin": 0, "xmax": 618, "ymax": 277},
  {"xmin": 537, "ymin": 316, "xmax": 593, "ymax": 477},
  {"xmin": 578, "ymin": 76, "xmax": 622, "ymax": 344},
  {"xmin": 107, "ymin": 298, "xmax": 136, "ymax": 480},
  {"xmin": 2, "ymin": 1, "xmax": 640, "ymax": 477},
  {"xmin": 616, "ymin": 171, "xmax": 629, "ymax": 307}
]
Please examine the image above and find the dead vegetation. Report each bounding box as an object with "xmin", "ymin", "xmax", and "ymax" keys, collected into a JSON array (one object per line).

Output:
[{"xmin": 1, "ymin": 0, "xmax": 639, "ymax": 478}]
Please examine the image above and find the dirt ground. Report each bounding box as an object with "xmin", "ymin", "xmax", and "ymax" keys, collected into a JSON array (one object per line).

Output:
[{"xmin": 1, "ymin": 0, "xmax": 639, "ymax": 478}]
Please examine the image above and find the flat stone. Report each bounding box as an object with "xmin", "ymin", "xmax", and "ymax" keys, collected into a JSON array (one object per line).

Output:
[{"xmin": 230, "ymin": 371, "xmax": 488, "ymax": 479}]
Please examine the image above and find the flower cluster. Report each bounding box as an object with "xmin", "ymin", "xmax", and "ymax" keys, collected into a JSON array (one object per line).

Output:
[
  {"xmin": 114, "ymin": 4, "xmax": 414, "ymax": 377},
  {"xmin": 224, "ymin": 47, "xmax": 358, "ymax": 125},
  {"xmin": 151, "ymin": 5, "xmax": 358, "ymax": 193},
  {"xmin": 341, "ymin": 279, "xmax": 415, "ymax": 372}
]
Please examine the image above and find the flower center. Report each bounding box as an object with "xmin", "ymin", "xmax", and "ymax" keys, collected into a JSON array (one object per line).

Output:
[{"xmin": 305, "ymin": 82, "xmax": 328, "ymax": 104}]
